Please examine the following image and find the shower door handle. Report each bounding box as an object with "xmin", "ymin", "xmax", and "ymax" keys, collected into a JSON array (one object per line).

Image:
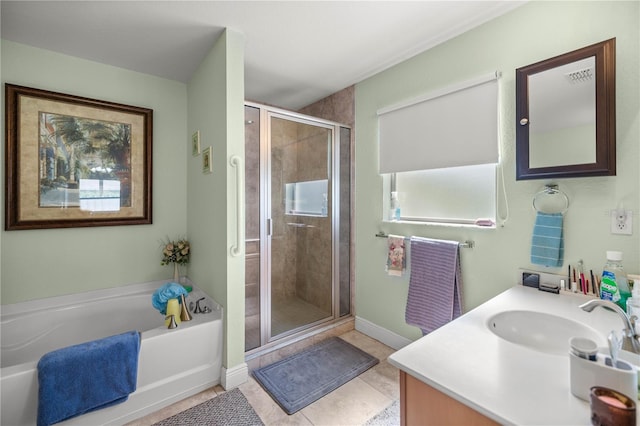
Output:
[{"xmin": 267, "ymin": 218, "xmax": 273, "ymax": 237}]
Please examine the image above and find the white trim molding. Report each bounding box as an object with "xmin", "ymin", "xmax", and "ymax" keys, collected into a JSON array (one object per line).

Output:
[
  {"xmin": 355, "ymin": 316, "xmax": 413, "ymax": 350},
  {"xmin": 220, "ymin": 362, "xmax": 249, "ymax": 390}
]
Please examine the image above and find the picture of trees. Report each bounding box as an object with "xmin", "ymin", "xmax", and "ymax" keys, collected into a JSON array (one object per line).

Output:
[
  {"xmin": 6, "ymin": 83, "xmax": 152, "ymax": 229},
  {"xmin": 39, "ymin": 112, "xmax": 132, "ymax": 209}
]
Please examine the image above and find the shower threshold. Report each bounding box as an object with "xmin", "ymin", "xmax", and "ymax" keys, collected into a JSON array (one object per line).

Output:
[{"xmin": 245, "ymin": 316, "xmax": 355, "ymax": 362}]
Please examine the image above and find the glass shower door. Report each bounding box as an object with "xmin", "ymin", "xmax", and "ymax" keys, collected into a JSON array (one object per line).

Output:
[
  {"xmin": 244, "ymin": 105, "xmax": 262, "ymax": 352},
  {"xmin": 268, "ymin": 114, "xmax": 333, "ymax": 339}
]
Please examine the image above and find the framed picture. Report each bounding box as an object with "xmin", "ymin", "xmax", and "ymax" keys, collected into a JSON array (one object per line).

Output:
[
  {"xmin": 191, "ymin": 130, "xmax": 200, "ymax": 156},
  {"xmin": 5, "ymin": 84, "xmax": 153, "ymax": 230},
  {"xmin": 202, "ymin": 147, "xmax": 213, "ymax": 174}
]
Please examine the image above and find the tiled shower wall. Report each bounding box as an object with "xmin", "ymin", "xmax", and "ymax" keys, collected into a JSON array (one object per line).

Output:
[
  {"xmin": 270, "ymin": 117, "xmax": 305, "ymax": 302},
  {"xmin": 281, "ymin": 122, "xmax": 332, "ymax": 311},
  {"xmin": 299, "ymin": 86, "xmax": 355, "ymax": 317},
  {"xmin": 298, "ymin": 85, "xmax": 355, "ymax": 128}
]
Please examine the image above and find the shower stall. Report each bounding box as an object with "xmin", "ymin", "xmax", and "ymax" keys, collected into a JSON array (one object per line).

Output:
[{"xmin": 244, "ymin": 103, "xmax": 351, "ymax": 352}]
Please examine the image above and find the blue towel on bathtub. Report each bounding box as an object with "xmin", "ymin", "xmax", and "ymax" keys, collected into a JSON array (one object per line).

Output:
[{"xmin": 37, "ymin": 330, "xmax": 140, "ymax": 426}]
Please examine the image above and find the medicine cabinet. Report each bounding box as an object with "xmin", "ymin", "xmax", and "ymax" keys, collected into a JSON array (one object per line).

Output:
[{"xmin": 515, "ymin": 38, "xmax": 616, "ymax": 180}]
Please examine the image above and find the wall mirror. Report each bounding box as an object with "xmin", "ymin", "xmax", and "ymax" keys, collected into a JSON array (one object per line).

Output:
[{"xmin": 516, "ymin": 38, "xmax": 616, "ymax": 180}]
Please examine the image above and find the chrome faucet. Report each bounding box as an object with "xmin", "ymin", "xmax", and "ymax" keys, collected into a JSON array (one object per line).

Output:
[
  {"xmin": 194, "ymin": 297, "xmax": 210, "ymax": 314},
  {"xmin": 579, "ymin": 299, "xmax": 640, "ymax": 354}
]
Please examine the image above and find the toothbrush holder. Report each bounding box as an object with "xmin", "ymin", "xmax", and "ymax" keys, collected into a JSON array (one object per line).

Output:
[{"xmin": 570, "ymin": 351, "xmax": 638, "ymax": 402}]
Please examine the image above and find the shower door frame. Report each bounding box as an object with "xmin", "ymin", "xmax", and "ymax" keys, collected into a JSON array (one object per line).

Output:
[{"xmin": 253, "ymin": 102, "xmax": 346, "ymax": 346}]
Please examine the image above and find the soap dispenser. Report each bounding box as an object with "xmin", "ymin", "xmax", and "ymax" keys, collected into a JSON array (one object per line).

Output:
[{"xmin": 390, "ymin": 192, "xmax": 401, "ymax": 221}]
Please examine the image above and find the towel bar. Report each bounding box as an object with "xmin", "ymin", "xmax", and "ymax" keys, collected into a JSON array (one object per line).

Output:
[{"xmin": 375, "ymin": 232, "xmax": 474, "ymax": 249}]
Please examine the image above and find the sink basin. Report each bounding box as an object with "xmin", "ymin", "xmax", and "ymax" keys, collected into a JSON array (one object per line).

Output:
[{"xmin": 487, "ymin": 310, "xmax": 603, "ymax": 355}]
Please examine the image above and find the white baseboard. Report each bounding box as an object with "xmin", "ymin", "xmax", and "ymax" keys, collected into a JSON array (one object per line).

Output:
[
  {"xmin": 220, "ymin": 362, "xmax": 249, "ymax": 390},
  {"xmin": 355, "ymin": 316, "xmax": 412, "ymax": 350}
]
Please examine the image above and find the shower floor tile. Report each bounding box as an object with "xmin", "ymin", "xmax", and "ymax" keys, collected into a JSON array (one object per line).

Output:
[
  {"xmin": 245, "ymin": 296, "xmax": 331, "ymax": 351},
  {"xmin": 271, "ymin": 296, "xmax": 331, "ymax": 337}
]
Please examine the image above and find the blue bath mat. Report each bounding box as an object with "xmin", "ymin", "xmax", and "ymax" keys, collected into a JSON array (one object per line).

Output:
[{"xmin": 252, "ymin": 337, "xmax": 379, "ymax": 414}]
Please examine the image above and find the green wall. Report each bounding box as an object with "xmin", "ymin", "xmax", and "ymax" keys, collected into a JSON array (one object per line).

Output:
[
  {"xmin": 186, "ymin": 29, "xmax": 246, "ymax": 370},
  {"xmin": 354, "ymin": 1, "xmax": 640, "ymax": 341},
  {"xmin": 1, "ymin": 40, "xmax": 189, "ymax": 303},
  {"xmin": 1, "ymin": 30, "xmax": 246, "ymax": 376}
]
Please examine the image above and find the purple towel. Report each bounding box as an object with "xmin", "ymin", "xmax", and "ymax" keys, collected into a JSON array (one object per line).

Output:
[{"xmin": 405, "ymin": 237, "xmax": 463, "ymax": 335}]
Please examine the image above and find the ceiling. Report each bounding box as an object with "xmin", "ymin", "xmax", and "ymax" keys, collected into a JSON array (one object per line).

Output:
[{"xmin": 1, "ymin": 1, "xmax": 525, "ymax": 110}]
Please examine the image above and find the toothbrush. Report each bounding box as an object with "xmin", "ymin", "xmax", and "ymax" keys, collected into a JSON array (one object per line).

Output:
[{"xmin": 608, "ymin": 330, "xmax": 622, "ymax": 369}]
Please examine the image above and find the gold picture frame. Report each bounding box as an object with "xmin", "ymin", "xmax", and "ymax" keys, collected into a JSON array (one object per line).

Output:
[
  {"xmin": 192, "ymin": 130, "xmax": 200, "ymax": 156},
  {"xmin": 202, "ymin": 147, "xmax": 213, "ymax": 174},
  {"xmin": 4, "ymin": 84, "xmax": 153, "ymax": 230}
]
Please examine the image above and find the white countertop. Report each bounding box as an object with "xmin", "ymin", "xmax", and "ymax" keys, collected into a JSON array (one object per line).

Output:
[{"xmin": 388, "ymin": 285, "xmax": 640, "ymax": 425}]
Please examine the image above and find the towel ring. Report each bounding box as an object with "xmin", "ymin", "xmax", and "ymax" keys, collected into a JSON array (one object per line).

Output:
[{"xmin": 533, "ymin": 184, "xmax": 569, "ymax": 214}]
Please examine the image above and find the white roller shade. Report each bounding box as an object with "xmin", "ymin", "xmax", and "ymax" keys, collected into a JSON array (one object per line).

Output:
[{"xmin": 378, "ymin": 72, "xmax": 500, "ymax": 174}]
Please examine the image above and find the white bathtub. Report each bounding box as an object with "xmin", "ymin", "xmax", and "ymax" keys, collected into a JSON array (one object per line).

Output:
[{"xmin": 1, "ymin": 280, "xmax": 223, "ymax": 426}]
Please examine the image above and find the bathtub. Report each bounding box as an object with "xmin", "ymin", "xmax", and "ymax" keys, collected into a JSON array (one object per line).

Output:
[{"xmin": 1, "ymin": 280, "xmax": 223, "ymax": 426}]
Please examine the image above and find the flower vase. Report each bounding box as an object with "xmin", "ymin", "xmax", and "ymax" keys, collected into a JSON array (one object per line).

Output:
[{"xmin": 173, "ymin": 263, "xmax": 180, "ymax": 282}]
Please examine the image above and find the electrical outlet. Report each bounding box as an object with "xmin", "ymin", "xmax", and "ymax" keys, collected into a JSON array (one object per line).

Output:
[{"xmin": 611, "ymin": 209, "xmax": 633, "ymax": 235}]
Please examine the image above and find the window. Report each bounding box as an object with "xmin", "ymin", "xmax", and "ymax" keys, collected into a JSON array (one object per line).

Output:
[
  {"xmin": 79, "ymin": 178, "xmax": 121, "ymax": 212},
  {"xmin": 378, "ymin": 72, "xmax": 500, "ymax": 226},
  {"xmin": 383, "ymin": 165, "xmax": 496, "ymax": 225},
  {"xmin": 285, "ymin": 179, "xmax": 328, "ymax": 217}
]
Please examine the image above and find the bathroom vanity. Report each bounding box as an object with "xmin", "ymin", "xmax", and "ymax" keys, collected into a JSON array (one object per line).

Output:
[{"xmin": 388, "ymin": 285, "xmax": 640, "ymax": 425}]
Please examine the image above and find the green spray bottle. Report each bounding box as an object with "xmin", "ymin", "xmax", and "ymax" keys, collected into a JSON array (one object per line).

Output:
[{"xmin": 600, "ymin": 251, "xmax": 630, "ymax": 310}]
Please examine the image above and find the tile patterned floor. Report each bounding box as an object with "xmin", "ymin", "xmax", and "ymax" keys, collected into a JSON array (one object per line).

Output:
[{"xmin": 127, "ymin": 330, "xmax": 399, "ymax": 426}]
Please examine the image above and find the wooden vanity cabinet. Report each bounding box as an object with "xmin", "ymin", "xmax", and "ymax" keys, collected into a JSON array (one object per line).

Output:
[{"xmin": 399, "ymin": 371, "xmax": 499, "ymax": 426}]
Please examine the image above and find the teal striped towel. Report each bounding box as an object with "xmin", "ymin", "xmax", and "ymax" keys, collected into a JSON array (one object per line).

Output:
[{"xmin": 531, "ymin": 212, "xmax": 564, "ymax": 267}]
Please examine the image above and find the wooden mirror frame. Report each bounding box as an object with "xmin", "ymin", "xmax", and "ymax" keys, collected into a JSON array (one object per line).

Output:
[{"xmin": 516, "ymin": 38, "xmax": 616, "ymax": 180}]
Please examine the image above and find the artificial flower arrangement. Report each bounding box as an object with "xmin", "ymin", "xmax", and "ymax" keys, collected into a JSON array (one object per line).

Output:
[
  {"xmin": 161, "ymin": 238, "xmax": 190, "ymax": 281},
  {"xmin": 161, "ymin": 238, "xmax": 191, "ymax": 265}
]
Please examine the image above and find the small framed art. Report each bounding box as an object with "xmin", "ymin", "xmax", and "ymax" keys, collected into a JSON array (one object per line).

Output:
[
  {"xmin": 202, "ymin": 147, "xmax": 213, "ymax": 174},
  {"xmin": 191, "ymin": 131, "xmax": 200, "ymax": 156}
]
